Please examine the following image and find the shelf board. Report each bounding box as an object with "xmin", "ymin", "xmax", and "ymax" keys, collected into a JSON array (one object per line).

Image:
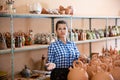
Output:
[
  {"xmin": 0, "ymin": 36, "xmax": 120, "ymax": 54},
  {"xmin": 107, "ymin": 36, "xmax": 120, "ymax": 40},
  {"xmin": 75, "ymin": 38, "xmax": 107, "ymax": 44},
  {"xmin": 0, "ymin": 44, "xmax": 49, "ymax": 54},
  {"xmin": 75, "ymin": 36, "xmax": 120, "ymax": 44},
  {"xmin": 0, "ymin": 13, "xmax": 71, "ymax": 18},
  {"xmin": 72, "ymin": 15, "xmax": 120, "ymax": 19},
  {"xmin": 0, "ymin": 13, "xmax": 120, "ymax": 19}
]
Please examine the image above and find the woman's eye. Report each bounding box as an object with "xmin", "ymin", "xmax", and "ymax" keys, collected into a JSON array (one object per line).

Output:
[
  {"xmin": 57, "ymin": 27, "xmax": 67, "ymax": 30},
  {"xmin": 63, "ymin": 28, "xmax": 66, "ymax": 30},
  {"xmin": 58, "ymin": 28, "xmax": 61, "ymax": 30}
]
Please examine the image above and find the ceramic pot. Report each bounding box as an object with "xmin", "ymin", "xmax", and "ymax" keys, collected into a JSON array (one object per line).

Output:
[
  {"xmin": 67, "ymin": 60, "xmax": 88, "ymax": 80},
  {"xmin": 30, "ymin": 2, "xmax": 42, "ymax": 14},
  {"xmin": 0, "ymin": 33, "xmax": 7, "ymax": 50},
  {"xmin": 20, "ymin": 65, "xmax": 32, "ymax": 78},
  {"xmin": 91, "ymin": 71, "xmax": 114, "ymax": 80},
  {"xmin": 91, "ymin": 63, "xmax": 114, "ymax": 80},
  {"xmin": 87, "ymin": 65, "xmax": 98, "ymax": 80},
  {"xmin": 4, "ymin": 32, "xmax": 12, "ymax": 48},
  {"xmin": 110, "ymin": 60, "xmax": 120, "ymax": 80}
]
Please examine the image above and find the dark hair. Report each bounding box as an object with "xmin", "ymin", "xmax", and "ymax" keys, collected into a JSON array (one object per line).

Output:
[{"xmin": 56, "ymin": 20, "xmax": 68, "ymax": 30}]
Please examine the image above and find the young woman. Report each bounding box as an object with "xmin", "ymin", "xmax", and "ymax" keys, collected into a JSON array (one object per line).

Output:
[{"xmin": 46, "ymin": 20, "xmax": 80, "ymax": 80}]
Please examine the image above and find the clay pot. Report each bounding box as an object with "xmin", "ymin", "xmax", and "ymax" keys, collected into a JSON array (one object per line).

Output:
[
  {"xmin": 67, "ymin": 60, "xmax": 88, "ymax": 80},
  {"xmin": 0, "ymin": 33, "xmax": 7, "ymax": 50},
  {"xmin": 91, "ymin": 71, "xmax": 114, "ymax": 80},
  {"xmin": 110, "ymin": 60, "xmax": 120, "ymax": 80},
  {"xmin": 87, "ymin": 65, "xmax": 98, "ymax": 80},
  {"xmin": 91, "ymin": 63, "xmax": 114, "ymax": 80},
  {"xmin": 20, "ymin": 65, "xmax": 32, "ymax": 78},
  {"xmin": 4, "ymin": 32, "xmax": 12, "ymax": 48},
  {"xmin": 24, "ymin": 33, "xmax": 32, "ymax": 45},
  {"xmin": 59, "ymin": 5, "xmax": 65, "ymax": 11},
  {"xmin": 78, "ymin": 54, "xmax": 89, "ymax": 64},
  {"xmin": 41, "ymin": 8, "xmax": 47, "ymax": 14},
  {"xmin": 90, "ymin": 59, "xmax": 101, "ymax": 66},
  {"xmin": 101, "ymin": 56, "xmax": 113, "ymax": 71}
]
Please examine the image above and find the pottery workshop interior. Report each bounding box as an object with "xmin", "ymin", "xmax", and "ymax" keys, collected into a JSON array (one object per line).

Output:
[{"xmin": 0, "ymin": 0, "xmax": 120, "ymax": 80}]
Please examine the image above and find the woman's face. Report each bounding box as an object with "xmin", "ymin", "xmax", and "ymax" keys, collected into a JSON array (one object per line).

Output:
[{"xmin": 56, "ymin": 24, "xmax": 68, "ymax": 39}]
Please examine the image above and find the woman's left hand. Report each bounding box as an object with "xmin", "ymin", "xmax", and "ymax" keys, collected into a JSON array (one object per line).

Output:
[{"xmin": 45, "ymin": 62, "xmax": 56, "ymax": 70}]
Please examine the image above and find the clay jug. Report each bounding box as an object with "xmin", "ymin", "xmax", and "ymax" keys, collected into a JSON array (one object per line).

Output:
[
  {"xmin": 110, "ymin": 60, "xmax": 120, "ymax": 80},
  {"xmin": 4, "ymin": 32, "xmax": 11, "ymax": 48},
  {"xmin": 91, "ymin": 71, "xmax": 114, "ymax": 80},
  {"xmin": 87, "ymin": 64, "xmax": 98, "ymax": 80},
  {"xmin": 67, "ymin": 60, "xmax": 88, "ymax": 80},
  {"xmin": 20, "ymin": 65, "xmax": 32, "ymax": 78},
  {"xmin": 0, "ymin": 33, "xmax": 7, "ymax": 50},
  {"xmin": 91, "ymin": 63, "xmax": 114, "ymax": 80}
]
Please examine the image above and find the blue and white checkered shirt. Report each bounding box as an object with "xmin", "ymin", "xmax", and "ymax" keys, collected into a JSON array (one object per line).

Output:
[{"xmin": 48, "ymin": 39, "xmax": 80, "ymax": 68}]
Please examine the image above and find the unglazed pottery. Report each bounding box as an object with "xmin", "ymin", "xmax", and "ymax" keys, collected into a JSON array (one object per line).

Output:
[
  {"xmin": 110, "ymin": 60, "xmax": 120, "ymax": 80},
  {"xmin": 67, "ymin": 60, "xmax": 88, "ymax": 80},
  {"xmin": 91, "ymin": 63, "xmax": 114, "ymax": 80},
  {"xmin": 91, "ymin": 71, "xmax": 114, "ymax": 80}
]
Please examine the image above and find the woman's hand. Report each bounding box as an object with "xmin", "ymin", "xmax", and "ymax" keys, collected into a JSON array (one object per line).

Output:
[{"xmin": 45, "ymin": 63, "xmax": 56, "ymax": 70}]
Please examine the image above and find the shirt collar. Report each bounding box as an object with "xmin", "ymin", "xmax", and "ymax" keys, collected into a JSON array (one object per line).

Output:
[{"xmin": 57, "ymin": 39, "xmax": 71, "ymax": 44}]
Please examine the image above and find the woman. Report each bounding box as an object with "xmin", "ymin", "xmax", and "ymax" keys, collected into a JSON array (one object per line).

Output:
[{"xmin": 46, "ymin": 20, "xmax": 80, "ymax": 80}]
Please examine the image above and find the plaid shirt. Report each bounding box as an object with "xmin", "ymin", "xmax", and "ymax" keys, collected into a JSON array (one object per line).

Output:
[{"xmin": 48, "ymin": 39, "xmax": 80, "ymax": 68}]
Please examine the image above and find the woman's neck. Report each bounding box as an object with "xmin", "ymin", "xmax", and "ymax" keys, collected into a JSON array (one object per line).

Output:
[{"xmin": 59, "ymin": 37, "xmax": 67, "ymax": 44}]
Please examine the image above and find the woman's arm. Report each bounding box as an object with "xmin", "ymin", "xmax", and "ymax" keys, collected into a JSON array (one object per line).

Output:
[
  {"xmin": 46, "ymin": 43, "xmax": 56, "ymax": 70},
  {"xmin": 48, "ymin": 43, "xmax": 55, "ymax": 63},
  {"xmin": 73, "ymin": 43, "xmax": 80, "ymax": 59}
]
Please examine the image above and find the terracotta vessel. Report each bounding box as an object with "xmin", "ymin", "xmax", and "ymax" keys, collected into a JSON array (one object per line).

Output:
[
  {"xmin": 87, "ymin": 65, "xmax": 98, "ymax": 80},
  {"xmin": 91, "ymin": 63, "xmax": 114, "ymax": 80},
  {"xmin": 86, "ymin": 57, "xmax": 102, "ymax": 79},
  {"xmin": 0, "ymin": 33, "xmax": 7, "ymax": 50},
  {"xmin": 110, "ymin": 60, "xmax": 120, "ymax": 80},
  {"xmin": 20, "ymin": 65, "xmax": 32, "ymax": 78},
  {"xmin": 91, "ymin": 71, "xmax": 114, "ymax": 80},
  {"xmin": 67, "ymin": 60, "xmax": 88, "ymax": 80}
]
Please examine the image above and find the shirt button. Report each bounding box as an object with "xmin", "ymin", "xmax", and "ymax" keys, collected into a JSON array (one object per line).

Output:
[{"xmin": 70, "ymin": 54, "xmax": 72, "ymax": 57}]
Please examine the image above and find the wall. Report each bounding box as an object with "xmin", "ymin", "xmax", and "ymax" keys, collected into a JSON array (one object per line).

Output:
[
  {"xmin": 1, "ymin": 0, "xmax": 120, "ymax": 15},
  {"xmin": 0, "ymin": 0, "xmax": 120, "ymax": 77}
]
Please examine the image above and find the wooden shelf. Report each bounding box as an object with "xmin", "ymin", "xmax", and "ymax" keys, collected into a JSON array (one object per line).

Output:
[
  {"xmin": 72, "ymin": 15, "xmax": 120, "ymax": 19},
  {"xmin": 75, "ymin": 36, "xmax": 120, "ymax": 44},
  {"xmin": 0, "ymin": 44, "xmax": 49, "ymax": 54},
  {"xmin": 0, "ymin": 13, "xmax": 120, "ymax": 54},
  {"xmin": 0, "ymin": 13, "xmax": 71, "ymax": 18},
  {"xmin": 0, "ymin": 13, "xmax": 120, "ymax": 19},
  {"xmin": 0, "ymin": 36, "xmax": 120, "ymax": 54}
]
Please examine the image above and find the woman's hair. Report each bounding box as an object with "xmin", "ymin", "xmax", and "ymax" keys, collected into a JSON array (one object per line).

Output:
[{"xmin": 56, "ymin": 20, "xmax": 68, "ymax": 30}]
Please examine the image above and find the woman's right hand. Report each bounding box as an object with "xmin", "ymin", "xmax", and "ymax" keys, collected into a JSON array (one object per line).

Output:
[{"xmin": 45, "ymin": 63, "xmax": 56, "ymax": 71}]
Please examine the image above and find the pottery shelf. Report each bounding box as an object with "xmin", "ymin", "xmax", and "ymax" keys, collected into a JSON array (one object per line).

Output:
[
  {"xmin": 0, "ymin": 13, "xmax": 120, "ymax": 55},
  {"xmin": 75, "ymin": 36, "xmax": 120, "ymax": 44},
  {"xmin": 0, "ymin": 44, "xmax": 49, "ymax": 54},
  {"xmin": 0, "ymin": 36, "xmax": 120, "ymax": 54},
  {"xmin": 0, "ymin": 13, "xmax": 71, "ymax": 18},
  {"xmin": 72, "ymin": 15, "xmax": 120, "ymax": 19},
  {"xmin": 1, "ymin": 13, "xmax": 120, "ymax": 19}
]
